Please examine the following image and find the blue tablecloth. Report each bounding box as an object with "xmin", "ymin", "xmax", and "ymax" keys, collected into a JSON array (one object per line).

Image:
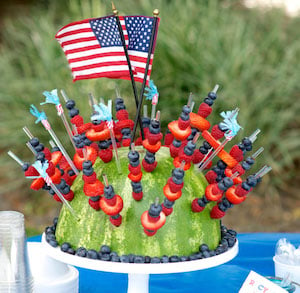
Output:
[{"xmin": 29, "ymin": 233, "xmax": 300, "ymax": 293}]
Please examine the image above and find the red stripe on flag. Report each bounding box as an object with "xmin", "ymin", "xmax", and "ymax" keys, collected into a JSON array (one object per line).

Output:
[
  {"xmin": 68, "ymin": 52, "xmax": 125, "ymax": 63},
  {"xmin": 61, "ymin": 36, "xmax": 98, "ymax": 46},
  {"xmin": 71, "ymin": 61, "xmax": 129, "ymax": 72},
  {"xmin": 73, "ymin": 70, "xmax": 131, "ymax": 81},
  {"xmin": 55, "ymin": 19, "xmax": 90, "ymax": 36},
  {"xmin": 57, "ymin": 28, "xmax": 92, "ymax": 39},
  {"xmin": 65, "ymin": 44, "xmax": 101, "ymax": 55}
]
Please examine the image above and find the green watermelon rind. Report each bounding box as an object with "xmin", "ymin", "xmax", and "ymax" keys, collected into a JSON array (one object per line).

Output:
[{"xmin": 55, "ymin": 146, "xmax": 221, "ymax": 257}]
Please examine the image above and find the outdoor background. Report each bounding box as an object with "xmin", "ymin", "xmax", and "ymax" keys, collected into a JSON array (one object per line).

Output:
[{"xmin": 0, "ymin": 0, "xmax": 299, "ymax": 236}]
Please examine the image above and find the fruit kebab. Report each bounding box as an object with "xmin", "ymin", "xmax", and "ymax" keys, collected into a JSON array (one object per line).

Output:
[
  {"xmin": 99, "ymin": 174, "xmax": 123, "ymax": 227},
  {"xmin": 128, "ymin": 143, "xmax": 143, "ymax": 201},
  {"xmin": 205, "ymin": 130, "xmax": 262, "ymax": 184},
  {"xmin": 199, "ymin": 108, "xmax": 241, "ymax": 172},
  {"xmin": 210, "ymin": 165, "xmax": 272, "ymax": 219},
  {"xmin": 142, "ymin": 111, "xmax": 163, "ymax": 172},
  {"xmin": 29, "ymin": 105, "xmax": 79, "ymax": 175},
  {"xmin": 41, "ymin": 89, "xmax": 76, "ymax": 151},
  {"xmin": 8, "ymin": 151, "xmax": 78, "ymax": 219}
]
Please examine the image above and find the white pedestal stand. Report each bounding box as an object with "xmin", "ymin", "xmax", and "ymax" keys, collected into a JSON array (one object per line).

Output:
[{"xmin": 41, "ymin": 233, "xmax": 238, "ymax": 293}]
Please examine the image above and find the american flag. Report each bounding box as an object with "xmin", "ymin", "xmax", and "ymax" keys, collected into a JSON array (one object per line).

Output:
[{"xmin": 55, "ymin": 15, "xmax": 159, "ymax": 84}]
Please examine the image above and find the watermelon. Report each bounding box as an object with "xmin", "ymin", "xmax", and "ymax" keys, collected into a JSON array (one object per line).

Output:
[{"xmin": 55, "ymin": 146, "xmax": 221, "ymax": 257}]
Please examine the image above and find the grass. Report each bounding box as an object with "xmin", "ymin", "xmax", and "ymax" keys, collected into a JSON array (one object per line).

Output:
[{"xmin": 0, "ymin": 0, "xmax": 299, "ymax": 203}]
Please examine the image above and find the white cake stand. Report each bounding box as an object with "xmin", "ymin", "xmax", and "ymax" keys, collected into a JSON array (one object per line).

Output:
[{"xmin": 41, "ymin": 233, "xmax": 238, "ymax": 293}]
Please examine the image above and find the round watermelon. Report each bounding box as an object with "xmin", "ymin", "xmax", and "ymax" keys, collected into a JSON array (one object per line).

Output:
[{"xmin": 55, "ymin": 146, "xmax": 221, "ymax": 257}]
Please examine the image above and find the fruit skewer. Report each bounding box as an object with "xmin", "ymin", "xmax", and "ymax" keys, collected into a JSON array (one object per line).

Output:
[
  {"xmin": 128, "ymin": 143, "xmax": 143, "ymax": 201},
  {"xmin": 210, "ymin": 165, "xmax": 272, "ymax": 219}
]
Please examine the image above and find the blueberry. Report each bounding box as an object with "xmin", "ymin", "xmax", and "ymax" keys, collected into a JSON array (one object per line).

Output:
[
  {"xmin": 144, "ymin": 154, "xmax": 155, "ymax": 164},
  {"xmin": 35, "ymin": 143, "xmax": 44, "ymax": 152},
  {"xmin": 30, "ymin": 137, "xmax": 39, "ymax": 147},
  {"xmin": 22, "ymin": 162, "xmax": 30, "ymax": 172},
  {"xmin": 189, "ymin": 254, "xmax": 200, "ymax": 261},
  {"xmin": 218, "ymin": 182, "xmax": 227, "ymax": 191},
  {"xmin": 202, "ymin": 250, "xmax": 210, "ymax": 258},
  {"xmin": 223, "ymin": 177, "xmax": 233, "ymax": 188},
  {"xmin": 68, "ymin": 170, "xmax": 75, "ymax": 176},
  {"xmin": 245, "ymin": 144, "xmax": 252, "ymax": 151},
  {"xmin": 121, "ymin": 128, "xmax": 131, "ymax": 136},
  {"xmin": 227, "ymin": 229, "xmax": 237, "ymax": 237},
  {"xmin": 172, "ymin": 168, "xmax": 184, "ymax": 180},
  {"xmin": 246, "ymin": 175, "xmax": 257, "ymax": 187},
  {"xmin": 227, "ymin": 237, "xmax": 236, "ymax": 248},
  {"xmin": 238, "ymin": 143, "xmax": 245, "ymax": 151},
  {"xmin": 163, "ymin": 198, "xmax": 175, "ymax": 208},
  {"xmin": 215, "ymin": 246, "xmax": 225, "ymax": 255},
  {"xmin": 216, "ymin": 175, "xmax": 224, "ymax": 182},
  {"xmin": 161, "ymin": 255, "xmax": 169, "ymax": 263},
  {"xmin": 242, "ymin": 138, "xmax": 251, "ymax": 146},
  {"xmin": 145, "ymin": 256, "xmax": 151, "ymax": 263},
  {"xmin": 69, "ymin": 108, "xmax": 79, "ymax": 118},
  {"xmin": 67, "ymin": 248, "xmax": 75, "ymax": 255},
  {"xmin": 180, "ymin": 256, "xmax": 190, "ymax": 262},
  {"xmin": 172, "ymin": 139, "xmax": 181, "ymax": 148},
  {"xmin": 76, "ymin": 247, "xmax": 87, "ymax": 257},
  {"xmin": 82, "ymin": 160, "xmax": 92, "ymax": 169},
  {"xmin": 46, "ymin": 233, "xmax": 56, "ymax": 242},
  {"xmin": 127, "ymin": 254, "xmax": 135, "ymax": 263},
  {"xmin": 208, "ymin": 91, "xmax": 217, "ymax": 100},
  {"xmin": 150, "ymin": 257, "xmax": 161, "ymax": 263},
  {"xmin": 101, "ymin": 254, "xmax": 111, "ymax": 261},
  {"xmin": 43, "ymin": 183, "xmax": 51, "ymax": 191},
  {"xmin": 115, "ymin": 98, "xmax": 124, "ymax": 105},
  {"xmin": 127, "ymin": 151, "xmax": 139, "ymax": 162},
  {"xmin": 49, "ymin": 188, "xmax": 55, "ymax": 196},
  {"xmin": 49, "ymin": 239, "xmax": 58, "ymax": 247},
  {"xmin": 218, "ymin": 203, "xmax": 227, "ymax": 212},
  {"xmin": 199, "ymin": 244, "xmax": 209, "ymax": 252},
  {"xmin": 90, "ymin": 196, "xmax": 100, "ymax": 202},
  {"xmin": 83, "ymin": 168, "xmax": 94, "ymax": 176},
  {"xmin": 220, "ymin": 239, "xmax": 229, "ymax": 251},
  {"xmin": 100, "ymin": 245, "xmax": 111, "ymax": 254},
  {"xmin": 149, "ymin": 203, "xmax": 162, "ymax": 218},
  {"xmin": 61, "ymin": 242, "xmax": 71, "ymax": 252},
  {"xmin": 204, "ymin": 97, "xmax": 214, "ymax": 106},
  {"xmin": 212, "ymin": 166, "xmax": 222, "ymax": 175},
  {"xmin": 134, "ymin": 256, "xmax": 145, "ymax": 263},
  {"xmin": 120, "ymin": 255, "xmax": 130, "ymax": 263},
  {"xmin": 242, "ymin": 162, "xmax": 251, "ymax": 170},
  {"xmin": 197, "ymin": 198, "xmax": 206, "ymax": 207},
  {"xmin": 246, "ymin": 157, "xmax": 255, "ymax": 165},
  {"xmin": 169, "ymin": 255, "xmax": 180, "ymax": 262},
  {"xmin": 84, "ymin": 138, "xmax": 92, "ymax": 146},
  {"xmin": 209, "ymin": 250, "xmax": 216, "ymax": 257},
  {"xmin": 199, "ymin": 146, "xmax": 208, "ymax": 154},
  {"xmin": 241, "ymin": 182, "xmax": 251, "ymax": 191},
  {"xmin": 45, "ymin": 226, "xmax": 55, "ymax": 234},
  {"xmin": 111, "ymin": 255, "xmax": 120, "ymax": 262},
  {"xmin": 182, "ymin": 105, "xmax": 191, "ymax": 115},
  {"xmin": 222, "ymin": 199, "xmax": 233, "ymax": 209},
  {"xmin": 110, "ymin": 252, "xmax": 118, "ymax": 257},
  {"xmin": 104, "ymin": 185, "xmax": 115, "ymax": 199},
  {"xmin": 66, "ymin": 100, "xmax": 76, "ymax": 110},
  {"xmin": 87, "ymin": 249, "xmax": 99, "ymax": 259},
  {"xmin": 203, "ymin": 141, "xmax": 211, "ymax": 150},
  {"xmin": 98, "ymin": 140, "xmax": 109, "ymax": 149},
  {"xmin": 58, "ymin": 179, "xmax": 66, "ymax": 188}
]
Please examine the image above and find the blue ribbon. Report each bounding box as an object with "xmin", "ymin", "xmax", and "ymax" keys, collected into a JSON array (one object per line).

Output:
[
  {"xmin": 31, "ymin": 160, "xmax": 49, "ymax": 179},
  {"xmin": 30, "ymin": 105, "xmax": 47, "ymax": 124},
  {"xmin": 91, "ymin": 103, "xmax": 112, "ymax": 123},
  {"xmin": 144, "ymin": 80, "xmax": 159, "ymax": 101},
  {"xmin": 219, "ymin": 110, "xmax": 242, "ymax": 138},
  {"xmin": 41, "ymin": 89, "xmax": 60, "ymax": 106}
]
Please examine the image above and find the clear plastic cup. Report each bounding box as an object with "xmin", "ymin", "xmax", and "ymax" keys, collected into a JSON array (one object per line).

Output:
[{"xmin": 0, "ymin": 211, "xmax": 34, "ymax": 293}]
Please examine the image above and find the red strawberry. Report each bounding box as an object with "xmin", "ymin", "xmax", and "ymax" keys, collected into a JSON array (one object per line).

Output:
[
  {"xmin": 88, "ymin": 198, "xmax": 100, "ymax": 211},
  {"xmin": 83, "ymin": 180, "xmax": 104, "ymax": 197},
  {"xmin": 132, "ymin": 192, "xmax": 143, "ymax": 201},
  {"xmin": 109, "ymin": 215, "xmax": 122, "ymax": 227},
  {"xmin": 73, "ymin": 146, "xmax": 97, "ymax": 170},
  {"xmin": 100, "ymin": 195, "xmax": 123, "ymax": 216},
  {"xmin": 51, "ymin": 151, "xmax": 62, "ymax": 166},
  {"xmin": 191, "ymin": 198, "xmax": 205, "ymax": 213},
  {"xmin": 99, "ymin": 149, "xmax": 113, "ymax": 163},
  {"xmin": 50, "ymin": 168, "xmax": 62, "ymax": 184},
  {"xmin": 30, "ymin": 177, "xmax": 45, "ymax": 191}
]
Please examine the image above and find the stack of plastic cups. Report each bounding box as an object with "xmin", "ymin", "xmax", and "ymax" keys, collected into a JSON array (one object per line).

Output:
[{"xmin": 0, "ymin": 211, "xmax": 34, "ymax": 293}]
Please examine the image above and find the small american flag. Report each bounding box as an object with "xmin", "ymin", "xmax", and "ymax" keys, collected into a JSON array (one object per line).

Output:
[{"xmin": 55, "ymin": 15, "xmax": 159, "ymax": 84}]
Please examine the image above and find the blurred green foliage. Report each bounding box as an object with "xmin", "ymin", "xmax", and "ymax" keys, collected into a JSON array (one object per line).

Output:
[{"xmin": 0, "ymin": 0, "xmax": 299, "ymax": 201}]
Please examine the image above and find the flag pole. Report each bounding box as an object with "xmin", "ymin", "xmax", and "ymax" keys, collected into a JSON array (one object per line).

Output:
[
  {"xmin": 130, "ymin": 8, "xmax": 160, "ymax": 144},
  {"xmin": 112, "ymin": 2, "xmax": 144, "ymax": 140}
]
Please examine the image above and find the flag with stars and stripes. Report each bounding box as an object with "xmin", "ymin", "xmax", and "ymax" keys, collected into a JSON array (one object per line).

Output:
[{"xmin": 55, "ymin": 15, "xmax": 159, "ymax": 83}]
